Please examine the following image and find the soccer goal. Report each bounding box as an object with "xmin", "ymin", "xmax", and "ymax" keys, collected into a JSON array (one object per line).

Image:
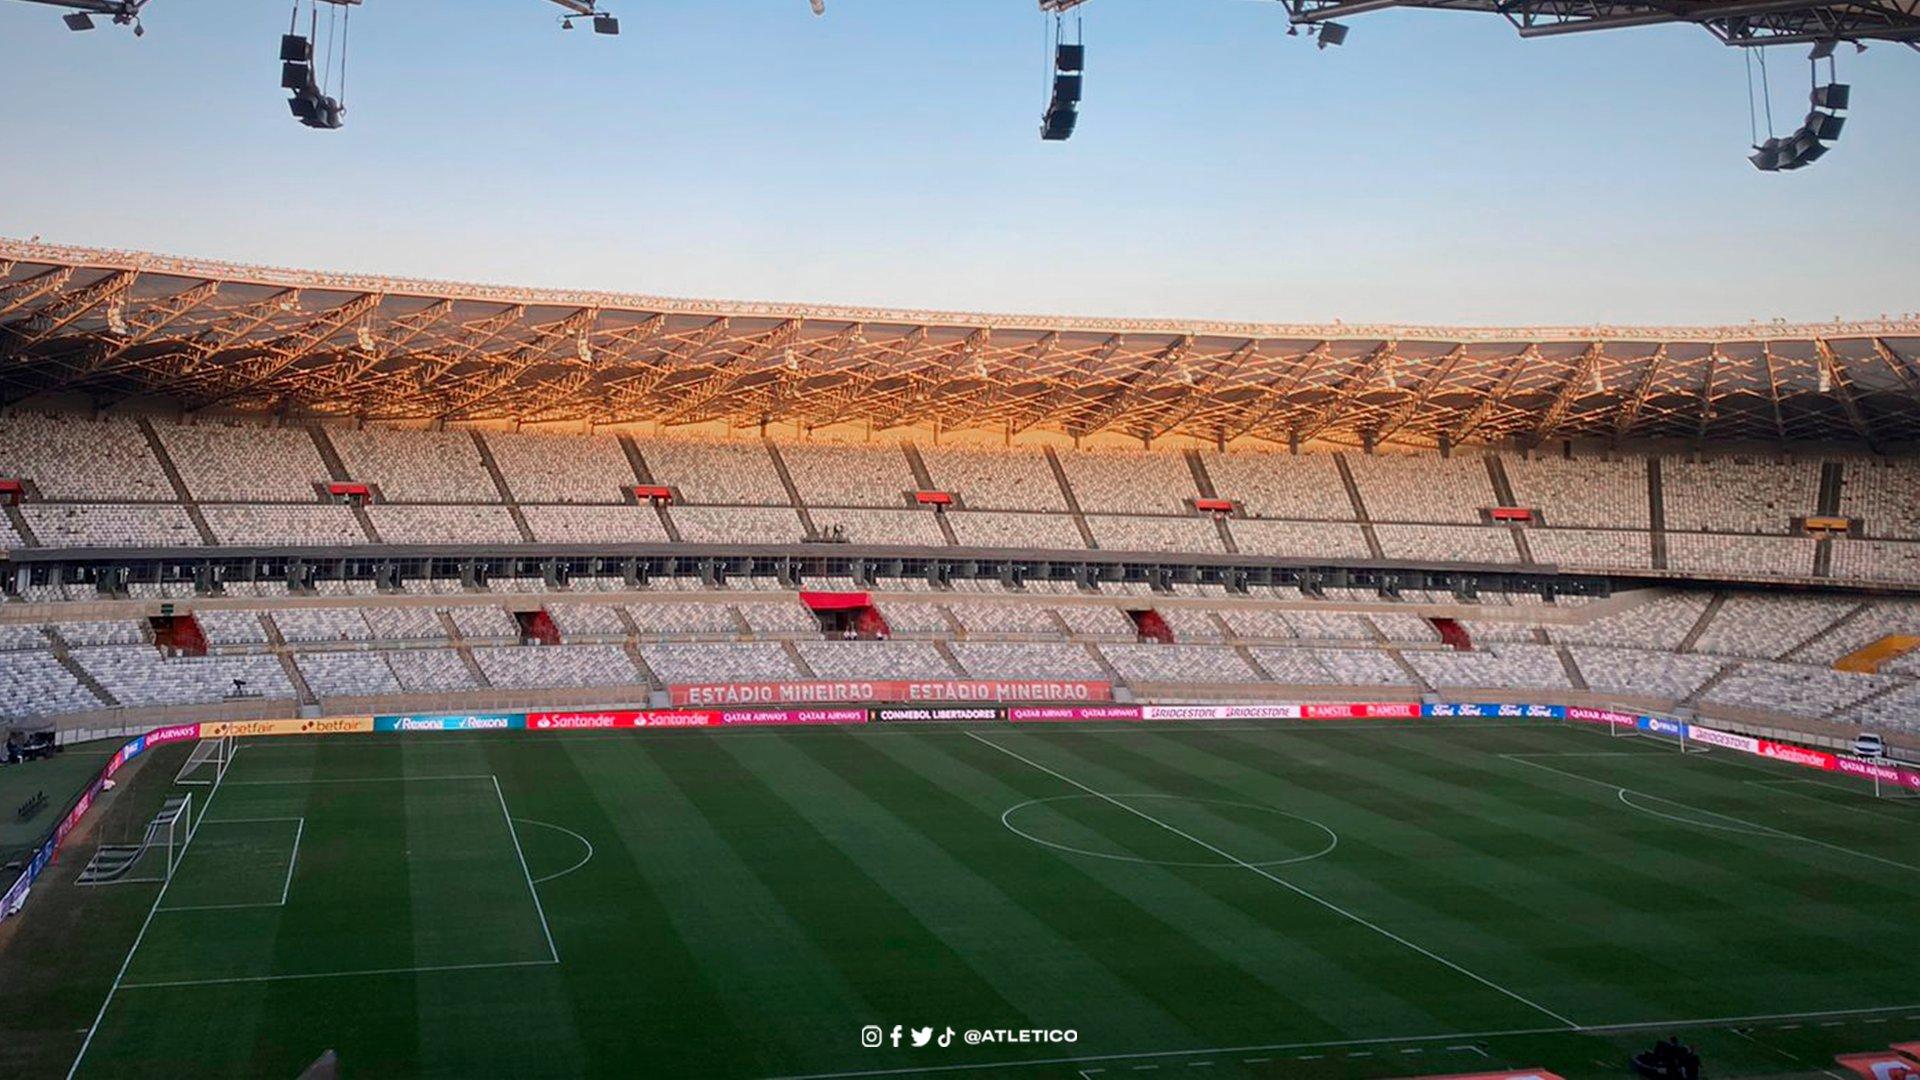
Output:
[
  {"xmin": 77, "ymin": 793, "xmax": 193, "ymax": 886},
  {"xmin": 1608, "ymin": 717, "xmax": 1708, "ymax": 753},
  {"xmin": 174, "ymin": 735, "xmax": 237, "ymax": 786}
]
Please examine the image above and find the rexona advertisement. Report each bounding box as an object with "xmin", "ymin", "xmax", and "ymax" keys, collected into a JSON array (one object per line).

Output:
[{"xmin": 373, "ymin": 713, "xmax": 522, "ymax": 732}]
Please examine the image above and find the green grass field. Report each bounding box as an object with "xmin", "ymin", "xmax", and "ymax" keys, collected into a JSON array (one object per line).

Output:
[{"xmin": 14, "ymin": 718, "xmax": 1920, "ymax": 1079}]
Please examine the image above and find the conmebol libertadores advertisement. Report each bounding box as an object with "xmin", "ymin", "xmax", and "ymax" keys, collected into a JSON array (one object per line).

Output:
[{"xmin": 874, "ymin": 705, "xmax": 1004, "ymax": 723}]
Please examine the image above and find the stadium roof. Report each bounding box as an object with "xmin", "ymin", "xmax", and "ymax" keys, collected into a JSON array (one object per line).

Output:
[{"xmin": 3, "ymin": 237, "xmax": 1918, "ymax": 449}]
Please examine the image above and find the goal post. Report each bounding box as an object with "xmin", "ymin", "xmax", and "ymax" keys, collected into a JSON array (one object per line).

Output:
[
  {"xmin": 174, "ymin": 735, "xmax": 236, "ymax": 786},
  {"xmin": 77, "ymin": 791, "xmax": 193, "ymax": 886}
]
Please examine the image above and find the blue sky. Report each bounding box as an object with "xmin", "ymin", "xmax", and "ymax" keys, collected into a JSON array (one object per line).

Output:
[{"xmin": 1, "ymin": 0, "xmax": 1915, "ymax": 326}]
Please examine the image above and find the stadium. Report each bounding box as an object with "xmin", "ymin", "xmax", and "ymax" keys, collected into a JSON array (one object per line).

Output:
[{"xmin": 0, "ymin": 234, "xmax": 1916, "ymax": 1079}]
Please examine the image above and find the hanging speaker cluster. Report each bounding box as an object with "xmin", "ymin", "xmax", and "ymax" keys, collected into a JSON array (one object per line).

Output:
[
  {"xmin": 281, "ymin": 32, "xmax": 343, "ymax": 129},
  {"xmin": 1041, "ymin": 43, "xmax": 1083, "ymax": 141},
  {"xmin": 1751, "ymin": 79, "xmax": 1848, "ymax": 171}
]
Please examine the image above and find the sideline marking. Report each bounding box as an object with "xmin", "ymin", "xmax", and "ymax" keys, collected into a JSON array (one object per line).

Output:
[
  {"xmin": 513, "ymin": 818, "xmax": 596, "ymax": 884},
  {"xmin": 964, "ymin": 731, "xmax": 1581, "ymax": 1030},
  {"xmin": 1504, "ymin": 754, "xmax": 1920, "ymax": 876},
  {"xmin": 494, "ymin": 776, "xmax": 561, "ymax": 963}
]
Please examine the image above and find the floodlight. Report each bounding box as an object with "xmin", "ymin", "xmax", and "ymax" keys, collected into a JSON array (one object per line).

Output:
[
  {"xmin": 63, "ymin": 12, "xmax": 95, "ymax": 31},
  {"xmin": 1810, "ymin": 83, "xmax": 1850, "ymax": 110},
  {"xmin": 1804, "ymin": 110, "xmax": 1845, "ymax": 141}
]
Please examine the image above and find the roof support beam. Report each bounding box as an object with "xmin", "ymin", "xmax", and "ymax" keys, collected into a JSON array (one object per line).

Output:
[
  {"xmin": 193, "ymin": 292, "xmax": 383, "ymax": 409},
  {"xmin": 1815, "ymin": 339, "xmax": 1878, "ymax": 450},
  {"xmin": 0, "ymin": 268, "xmax": 74, "ymax": 318},
  {"xmin": 1613, "ymin": 344, "xmax": 1668, "ymax": 438},
  {"xmin": 1693, "ymin": 350, "xmax": 1721, "ymax": 442},
  {"xmin": 1300, "ymin": 341, "xmax": 1397, "ymax": 442},
  {"xmin": 1531, "ymin": 342, "xmax": 1603, "ymax": 443},
  {"xmin": 1452, "ymin": 344, "xmax": 1535, "ymax": 446},
  {"xmin": 4, "ymin": 269, "xmax": 137, "ymax": 351},
  {"xmin": 1761, "ymin": 345, "xmax": 1788, "ymax": 445}
]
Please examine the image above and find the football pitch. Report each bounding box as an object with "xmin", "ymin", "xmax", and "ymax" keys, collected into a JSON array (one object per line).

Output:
[{"xmin": 49, "ymin": 719, "xmax": 1920, "ymax": 1078}]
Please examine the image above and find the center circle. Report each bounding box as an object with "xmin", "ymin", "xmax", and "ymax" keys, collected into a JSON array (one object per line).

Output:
[{"xmin": 1001, "ymin": 794, "xmax": 1339, "ymax": 868}]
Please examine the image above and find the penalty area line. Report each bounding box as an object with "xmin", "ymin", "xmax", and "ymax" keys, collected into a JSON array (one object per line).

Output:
[{"xmin": 116, "ymin": 958, "xmax": 560, "ymax": 991}]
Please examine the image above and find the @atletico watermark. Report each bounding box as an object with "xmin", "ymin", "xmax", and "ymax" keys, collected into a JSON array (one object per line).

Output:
[{"xmin": 861, "ymin": 1025, "xmax": 1078, "ymax": 1049}]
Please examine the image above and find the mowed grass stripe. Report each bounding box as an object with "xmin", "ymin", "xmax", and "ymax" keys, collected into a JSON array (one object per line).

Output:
[
  {"xmin": 1175, "ymin": 722, "xmax": 1835, "ymax": 1006},
  {"xmin": 531, "ymin": 737, "xmax": 767, "ymax": 1077},
  {"xmin": 549, "ymin": 730, "xmax": 840, "ymax": 1076},
  {"xmin": 1188, "ymin": 724, "xmax": 1920, "ymax": 1019},
  {"xmin": 876, "ymin": 727, "xmax": 1474, "ymax": 1042},
  {"xmin": 257, "ymin": 737, "xmax": 422, "ymax": 1078},
  {"xmin": 645, "ymin": 738, "xmax": 1028, "ymax": 1028},
  {"xmin": 998, "ymin": 725, "xmax": 1622, "ymax": 1015},
  {"xmin": 1161, "ymin": 726, "xmax": 1811, "ymax": 1021},
  {"xmin": 944, "ymin": 728, "xmax": 1569, "ymax": 1036},
  {"xmin": 1222, "ymin": 725, "xmax": 1900, "ymax": 1012},
  {"xmin": 402, "ymin": 738, "xmax": 583, "ymax": 1079},
  {"xmin": 755, "ymin": 727, "xmax": 1275, "ymax": 1053},
  {"xmin": 263, "ymin": 735, "xmax": 425, "ymax": 1078}
]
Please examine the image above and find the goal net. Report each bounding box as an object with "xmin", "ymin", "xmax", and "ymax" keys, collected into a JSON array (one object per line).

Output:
[
  {"xmin": 77, "ymin": 792, "xmax": 193, "ymax": 886},
  {"xmin": 1608, "ymin": 717, "xmax": 1709, "ymax": 753},
  {"xmin": 174, "ymin": 735, "xmax": 236, "ymax": 786}
]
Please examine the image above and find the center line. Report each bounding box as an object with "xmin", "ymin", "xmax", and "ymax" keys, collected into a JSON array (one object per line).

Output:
[{"xmin": 963, "ymin": 731, "xmax": 1580, "ymax": 1030}]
